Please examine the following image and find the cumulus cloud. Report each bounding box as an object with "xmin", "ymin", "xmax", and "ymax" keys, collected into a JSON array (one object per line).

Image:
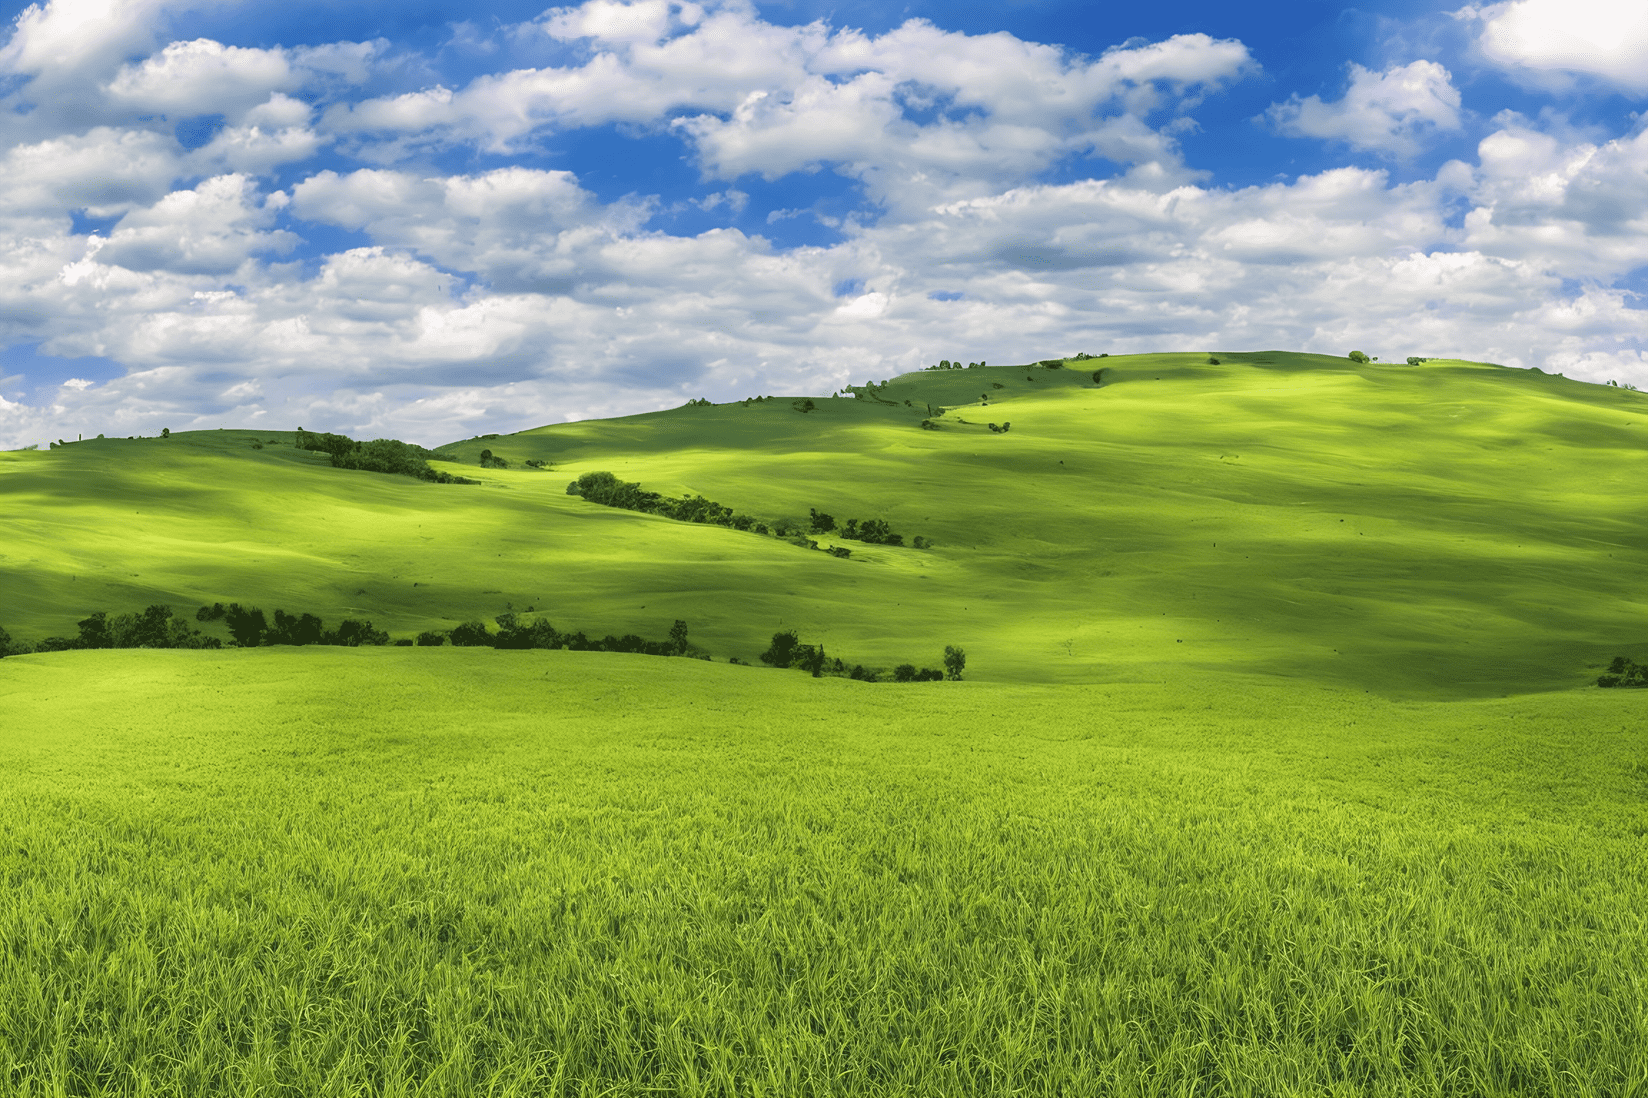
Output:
[
  {"xmin": 330, "ymin": 3, "xmax": 1254, "ymax": 204},
  {"xmin": 1466, "ymin": 0, "xmax": 1648, "ymax": 94},
  {"xmin": 1264, "ymin": 60, "xmax": 1463, "ymax": 156}
]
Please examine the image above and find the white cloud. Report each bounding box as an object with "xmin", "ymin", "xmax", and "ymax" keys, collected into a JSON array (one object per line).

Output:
[
  {"xmin": 1468, "ymin": 0, "xmax": 1648, "ymax": 94},
  {"xmin": 1264, "ymin": 60, "xmax": 1462, "ymax": 156},
  {"xmin": 330, "ymin": 2, "xmax": 1254, "ymax": 206},
  {"xmin": 105, "ymin": 37, "xmax": 300, "ymax": 116}
]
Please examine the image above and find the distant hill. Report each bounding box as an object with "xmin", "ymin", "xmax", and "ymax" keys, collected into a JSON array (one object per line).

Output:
[{"xmin": 2, "ymin": 351, "xmax": 1643, "ymax": 696}]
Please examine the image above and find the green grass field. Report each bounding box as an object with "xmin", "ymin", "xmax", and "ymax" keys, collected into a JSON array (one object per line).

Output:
[
  {"xmin": 2, "ymin": 648, "xmax": 1645, "ymax": 1095},
  {"xmin": 3, "ymin": 351, "xmax": 1646, "ymax": 1093}
]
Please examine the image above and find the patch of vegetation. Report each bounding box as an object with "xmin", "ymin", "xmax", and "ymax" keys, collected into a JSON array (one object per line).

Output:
[
  {"xmin": 295, "ymin": 428, "xmax": 478, "ymax": 484},
  {"xmin": 757, "ymin": 629, "xmax": 950, "ymax": 681},
  {"xmin": 1597, "ymin": 656, "xmax": 1647, "ymax": 688}
]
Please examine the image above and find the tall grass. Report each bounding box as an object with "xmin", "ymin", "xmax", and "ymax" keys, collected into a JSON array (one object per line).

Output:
[{"xmin": 3, "ymin": 648, "xmax": 1644, "ymax": 1094}]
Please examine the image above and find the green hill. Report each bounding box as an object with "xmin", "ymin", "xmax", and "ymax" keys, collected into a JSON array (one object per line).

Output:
[{"xmin": 3, "ymin": 350, "xmax": 1643, "ymax": 696}]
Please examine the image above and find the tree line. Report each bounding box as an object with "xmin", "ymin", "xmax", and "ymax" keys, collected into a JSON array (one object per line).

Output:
[
  {"xmin": 755, "ymin": 629, "xmax": 964, "ymax": 682},
  {"xmin": 1, "ymin": 610, "xmax": 968, "ymax": 684},
  {"xmin": 296, "ymin": 429, "xmax": 479, "ymax": 484},
  {"xmin": 567, "ymin": 471, "xmax": 925, "ymax": 551}
]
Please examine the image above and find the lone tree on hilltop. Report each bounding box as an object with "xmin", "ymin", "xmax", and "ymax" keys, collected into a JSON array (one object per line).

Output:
[
  {"xmin": 1348, "ymin": 350, "xmax": 1370, "ymax": 363},
  {"xmin": 943, "ymin": 645, "xmax": 966, "ymax": 681}
]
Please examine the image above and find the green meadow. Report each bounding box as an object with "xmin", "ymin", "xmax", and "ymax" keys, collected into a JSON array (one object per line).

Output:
[
  {"xmin": 2, "ymin": 351, "xmax": 1647, "ymax": 1093},
  {"xmin": 2, "ymin": 649, "xmax": 1645, "ymax": 1095}
]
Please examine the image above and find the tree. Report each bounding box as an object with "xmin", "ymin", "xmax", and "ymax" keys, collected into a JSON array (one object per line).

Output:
[
  {"xmin": 161, "ymin": 428, "xmax": 170, "ymax": 438},
  {"xmin": 809, "ymin": 508, "xmax": 836, "ymax": 534},
  {"xmin": 269, "ymin": 609, "xmax": 324, "ymax": 646},
  {"xmin": 1348, "ymin": 350, "xmax": 1370, "ymax": 363},
  {"xmin": 893, "ymin": 663, "xmax": 916, "ymax": 683},
  {"xmin": 449, "ymin": 620, "xmax": 493, "ymax": 647},
  {"xmin": 223, "ymin": 603, "xmax": 268, "ymax": 647},
  {"xmin": 669, "ymin": 620, "xmax": 689, "ymax": 655},
  {"xmin": 943, "ymin": 645, "xmax": 966, "ymax": 681},
  {"xmin": 416, "ymin": 630, "xmax": 448, "ymax": 646},
  {"xmin": 327, "ymin": 619, "xmax": 389, "ymax": 646},
  {"xmin": 77, "ymin": 611, "xmax": 111, "ymax": 649},
  {"xmin": 760, "ymin": 630, "xmax": 800, "ymax": 667}
]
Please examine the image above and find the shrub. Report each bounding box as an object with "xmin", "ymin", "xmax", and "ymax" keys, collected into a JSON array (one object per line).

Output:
[
  {"xmin": 416, "ymin": 630, "xmax": 448, "ymax": 646},
  {"xmin": 809, "ymin": 508, "xmax": 836, "ymax": 534},
  {"xmin": 1092, "ymin": 369, "xmax": 1105, "ymax": 384},
  {"xmin": 1208, "ymin": 356, "xmax": 1220, "ymax": 365},
  {"xmin": 161, "ymin": 428, "xmax": 170, "ymax": 438},
  {"xmin": 920, "ymin": 419, "xmax": 939, "ymax": 430},
  {"xmin": 893, "ymin": 663, "xmax": 917, "ymax": 683},
  {"xmin": 792, "ymin": 398, "xmax": 816, "ymax": 413},
  {"xmin": 1349, "ymin": 351, "xmax": 1370, "ymax": 363},
  {"xmin": 754, "ymin": 522, "xmax": 770, "ymax": 535},
  {"xmin": 913, "ymin": 536, "xmax": 931, "ymax": 550},
  {"xmin": 1407, "ymin": 357, "xmax": 1427, "ymax": 365},
  {"xmin": 826, "ymin": 545, "xmax": 851, "ymax": 558},
  {"xmin": 669, "ymin": 620, "xmax": 689, "ymax": 655},
  {"xmin": 943, "ymin": 645, "xmax": 966, "ymax": 681},
  {"xmin": 196, "ymin": 602, "xmax": 226, "ymax": 622},
  {"xmin": 524, "ymin": 459, "xmax": 547, "ymax": 469},
  {"xmin": 991, "ymin": 382, "xmax": 1004, "ymax": 389}
]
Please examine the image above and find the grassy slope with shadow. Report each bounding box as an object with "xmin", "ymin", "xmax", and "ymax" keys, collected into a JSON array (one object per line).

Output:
[{"xmin": 2, "ymin": 352, "xmax": 1644, "ymax": 696}]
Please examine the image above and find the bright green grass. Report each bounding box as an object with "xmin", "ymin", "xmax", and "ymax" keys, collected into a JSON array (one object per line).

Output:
[
  {"xmin": 1, "ymin": 648, "xmax": 1645, "ymax": 1095},
  {"xmin": 2, "ymin": 352, "xmax": 1645, "ymax": 694}
]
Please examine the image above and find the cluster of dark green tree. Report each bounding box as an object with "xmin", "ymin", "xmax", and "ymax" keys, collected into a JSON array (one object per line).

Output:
[
  {"xmin": 758, "ymin": 630, "xmax": 964, "ymax": 682},
  {"xmin": 925, "ymin": 359, "xmax": 986, "ymax": 370},
  {"xmin": 0, "ymin": 605, "xmax": 223, "ymax": 654},
  {"xmin": 1597, "ymin": 657, "xmax": 1647, "ymax": 688},
  {"xmin": 420, "ymin": 615, "xmax": 702, "ymax": 658},
  {"xmin": 196, "ymin": 602, "xmax": 391, "ymax": 647},
  {"xmin": 565, "ymin": 471, "xmax": 766, "ymax": 531},
  {"xmin": 295, "ymin": 429, "xmax": 478, "ymax": 484},
  {"xmin": 807, "ymin": 509, "xmax": 905, "ymax": 546}
]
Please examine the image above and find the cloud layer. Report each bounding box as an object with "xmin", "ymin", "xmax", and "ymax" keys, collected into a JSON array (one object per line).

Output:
[{"xmin": 0, "ymin": 0, "xmax": 1645, "ymax": 448}]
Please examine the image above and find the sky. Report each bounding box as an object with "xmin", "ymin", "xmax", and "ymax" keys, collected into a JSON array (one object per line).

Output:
[{"xmin": 0, "ymin": 0, "xmax": 1644, "ymax": 448}]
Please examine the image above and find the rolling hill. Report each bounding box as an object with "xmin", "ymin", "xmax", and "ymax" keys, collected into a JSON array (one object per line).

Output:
[{"xmin": 2, "ymin": 350, "xmax": 1643, "ymax": 696}]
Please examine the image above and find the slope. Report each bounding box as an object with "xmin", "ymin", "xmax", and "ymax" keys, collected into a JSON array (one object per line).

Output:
[{"xmin": 1, "ymin": 351, "xmax": 1643, "ymax": 695}]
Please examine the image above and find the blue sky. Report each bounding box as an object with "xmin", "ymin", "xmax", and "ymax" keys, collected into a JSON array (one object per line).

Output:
[{"xmin": 0, "ymin": 0, "xmax": 1644, "ymax": 447}]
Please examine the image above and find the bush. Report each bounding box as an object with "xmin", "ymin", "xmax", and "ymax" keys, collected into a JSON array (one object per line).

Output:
[
  {"xmin": 1407, "ymin": 357, "xmax": 1427, "ymax": 365},
  {"xmin": 479, "ymin": 448, "xmax": 509, "ymax": 469},
  {"xmin": 1349, "ymin": 351, "xmax": 1370, "ymax": 363},
  {"xmin": 1092, "ymin": 369, "xmax": 1105, "ymax": 384},
  {"xmin": 893, "ymin": 663, "xmax": 917, "ymax": 683},
  {"xmin": 826, "ymin": 545, "xmax": 851, "ymax": 558},
  {"xmin": 944, "ymin": 645, "xmax": 966, "ymax": 681},
  {"xmin": 1038, "ymin": 359, "xmax": 1065, "ymax": 369},
  {"xmin": 913, "ymin": 536, "xmax": 932, "ymax": 550},
  {"xmin": 809, "ymin": 508, "xmax": 836, "ymax": 534},
  {"xmin": 161, "ymin": 428, "xmax": 170, "ymax": 438},
  {"xmin": 416, "ymin": 630, "xmax": 448, "ymax": 646},
  {"xmin": 792, "ymin": 399, "xmax": 816, "ymax": 413},
  {"xmin": 494, "ymin": 612, "xmax": 559, "ymax": 649}
]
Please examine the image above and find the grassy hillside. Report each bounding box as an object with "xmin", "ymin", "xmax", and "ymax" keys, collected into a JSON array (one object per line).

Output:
[
  {"xmin": 1, "ymin": 648, "xmax": 1643, "ymax": 1094},
  {"xmin": 2, "ymin": 351, "xmax": 1644, "ymax": 695}
]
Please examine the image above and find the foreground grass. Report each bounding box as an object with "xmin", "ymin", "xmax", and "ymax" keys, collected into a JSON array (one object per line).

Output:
[{"xmin": 2, "ymin": 648, "xmax": 1645, "ymax": 1095}]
